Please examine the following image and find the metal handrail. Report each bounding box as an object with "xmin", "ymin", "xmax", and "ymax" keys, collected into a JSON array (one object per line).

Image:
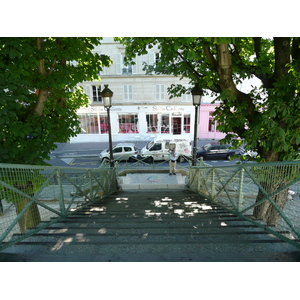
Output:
[
  {"xmin": 0, "ymin": 163, "xmax": 118, "ymax": 250},
  {"xmin": 189, "ymin": 160, "xmax": 300, "ymax": 248}
]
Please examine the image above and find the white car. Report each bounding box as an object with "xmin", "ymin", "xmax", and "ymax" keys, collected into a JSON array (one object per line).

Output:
[
  {"xmin": 240, "ymin": 147, "xmax": 258, "ymax": 158},
  {"xmin": 99, "ymin": 143, "xmax": 139, "ymax": 162}
]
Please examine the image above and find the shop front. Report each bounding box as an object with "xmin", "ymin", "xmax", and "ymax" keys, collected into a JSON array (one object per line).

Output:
[{"xmin": 70, "ymin": 105, "xmax": 195, "ymax": 143}]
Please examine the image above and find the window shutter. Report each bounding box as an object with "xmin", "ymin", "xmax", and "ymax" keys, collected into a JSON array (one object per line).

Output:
[
  {"xmin": 84, "ymin": 85, "xmax": 92, "ymax": 102},
  {"xmin": 132, "ymin": 55, "xmax": 137, "ymax": 74},
  {"xmin": 124, "ymin": 85, "xmax": 128, "ymax": 101},
  {"xmin": 115, "ymin": 53, "xmax": 123, "ymax": 74},
  {"xmin": 155, "ymin": 84, "xmax": 160, "ymax": 101},
  {"xmin": 161, "ymin": 84, "xmax": 165, "ymax": 101},
  {"xmin": 124, "ymin": 85, "xmax": 133, "ymax": 102},
  {"xmin": 149, "ymin": 52, "xmax": 155, "ymax": 65},
  {"xmin": 129, "ymin": 85, "xmax": 133, "ymax": 101}
]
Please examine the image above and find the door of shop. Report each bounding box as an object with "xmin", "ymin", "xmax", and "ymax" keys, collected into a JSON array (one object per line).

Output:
[{"xmin": 172, "ymin": 117, "xmax": 182, "ymax": 135}]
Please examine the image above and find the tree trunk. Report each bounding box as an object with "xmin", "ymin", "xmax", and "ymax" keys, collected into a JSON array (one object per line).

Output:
[
  {"xmin": 253, "ymin": 184, "xmax": 289, "ymax": 227},
  {"xmin": 253, "ymin": 165, "xmax": 291, "ymax": 226},
  {"xmin": 15, "ymin": 199, "xmax": 41, "ymax": 233},
  {"xmin": 13, "ymin": 180, "xmax": 41, "ymax": 233}
]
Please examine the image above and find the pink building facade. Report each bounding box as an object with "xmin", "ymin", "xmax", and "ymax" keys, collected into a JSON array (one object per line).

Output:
[{"xmin": 198, "ymin": 103, "xmax": 226, "ymax": 140}]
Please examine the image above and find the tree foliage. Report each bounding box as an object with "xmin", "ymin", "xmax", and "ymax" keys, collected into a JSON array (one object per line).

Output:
[
  {"xmin": 119, "ymin": 37, "xmax": 300, "ymax": 162},
  {"xmin": 0, "ymin": 37, "xmax": 111, "ymax": 165}
]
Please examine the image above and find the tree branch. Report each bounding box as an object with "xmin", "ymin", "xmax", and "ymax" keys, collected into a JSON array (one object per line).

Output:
[
  {"xmin": 274, "ymin": 37, "xmax": 291, "ymax": 80},
  {"xmin": 176, "ymin": 50, "xmax": 204, "ymax": 82},
  {"xmin": 292, "ymin": 37, "xmax": 300, "ymax": 62},
  {"xmin": 253, "ymin": 37, "xmax": 261, "ymax": 60},
  {"xmin": 203, "ymin": 43, "xmax": 217, "ymax": 71}
]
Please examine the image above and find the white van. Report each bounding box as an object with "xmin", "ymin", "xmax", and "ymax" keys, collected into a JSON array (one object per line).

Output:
[{"xmin": 139, "ymin": 135, "xmax": 192, "ymax": 163}]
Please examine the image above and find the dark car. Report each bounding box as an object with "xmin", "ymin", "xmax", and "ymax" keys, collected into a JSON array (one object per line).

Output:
[{"xmin": 196, "ymin": 142, "xmax": 237, "ymax": 160}]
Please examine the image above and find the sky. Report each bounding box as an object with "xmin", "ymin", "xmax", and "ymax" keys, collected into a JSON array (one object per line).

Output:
[{"xmin": 1, "ymin": 1, "xmax": 298, "ymax": 37}]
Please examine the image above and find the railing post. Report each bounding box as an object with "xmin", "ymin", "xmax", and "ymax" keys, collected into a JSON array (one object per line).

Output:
[
  {"xmin": 56, "ymin": 169, "xmax": 66, "ymax": 217},
  {"xmin": 0, "ymin": 199, "xmax": 3, "ymax": 216},
  {"xmin": 238, "ymin": 168, "xmax": 245, "ymax": 211},
  {"xmin": 88, "ymin": 170, "xmax": 93, "ymax": 202},
  {"xmin": 211, "ymin": 168, "xmax": 216, "ymax": 200},
  {"xmin": 197, "ymin": 168, "xmax": 201, "ymax": 193}
]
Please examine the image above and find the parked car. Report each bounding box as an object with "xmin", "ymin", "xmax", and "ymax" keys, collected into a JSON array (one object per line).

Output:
[
  {"xmin": 196, "ymin": 142, "xmax": 238, "ymax": 160},
  {"xmin": 138, "ymin": 135, "xmax": 192, "ymax": 163},
  {"xmin": 240, "ymin": 148, "xmax": 258, "ymax": 159},
  {"xmin": 99, "ymin": 143, "xmax": 139, "ymax": 162}
]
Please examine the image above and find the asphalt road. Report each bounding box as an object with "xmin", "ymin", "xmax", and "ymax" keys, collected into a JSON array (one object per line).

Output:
[{"xmin": 46, "ymin": 155, "xmax": 243, "ymax": 168}]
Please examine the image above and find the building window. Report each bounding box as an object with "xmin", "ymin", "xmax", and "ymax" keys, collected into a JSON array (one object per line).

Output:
[
  {"xmin": 146, "ymin": 114, "xmax": 158, "ymax": 133},
  {"xmin": 118, "ymin": 114, "xmax": 139, "ymax": 133},
  {"xmin": 155, "ymin": 84, "xmax": 165, "ymax": 102},
  {"xmin": 208, "ymin": 112, "xmax": 218, "ymax": 132},
  {"xmin": 122, "ymin": 65, "xmax": 132, "ymax": 74},
  {"xmin": 183, "ymin": 114, "xmax": 191, "ymax": 133},
  {"xmin": 182, "ymin": 86, "xmax": 192, "ymax": 103},
  {"xmin": 92, "ymin": 85, "xmax": 102, "ymax": 103},
  {"xmin": 156, "ymin": 53, "xmax": 161, "ymax": 64},
  {"xmin": 116, "ymin": 53, "xmax": 136, "ymax": 75},
  {"xmin": 161, "ymin": 114, "xmax": 170, "ymax": 134},
  {"xmin": 123, "ymin": 85, "xmax": 133, "ymax": 102}
]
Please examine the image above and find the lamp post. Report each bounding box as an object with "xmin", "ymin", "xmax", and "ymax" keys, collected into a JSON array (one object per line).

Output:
[
  {"xmin": 191, "ymin": 84, "xmax": 204, "ymax": 166},
  {"xmin": 102, "ymin": 84, "xmax": 114, "ymax": 167}
]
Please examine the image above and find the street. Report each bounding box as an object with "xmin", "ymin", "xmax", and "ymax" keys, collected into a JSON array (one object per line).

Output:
[
  {"xmin": 46, "ymin": 155, "xmax": 242, "ymax": 168},
  {"xmin": 45, "ymin": 140, "xmax": 245, "ymax": 169}
]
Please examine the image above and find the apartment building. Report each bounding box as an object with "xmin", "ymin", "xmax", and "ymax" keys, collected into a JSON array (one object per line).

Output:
[{"xmin": 69, "ymin": 37, "xmax": 226, "ymax": 143}]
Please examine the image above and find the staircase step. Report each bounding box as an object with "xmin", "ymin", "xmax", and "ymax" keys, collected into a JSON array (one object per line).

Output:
[{"xmin": 2, "ymin": 189, "xmax": 299, "ymax": 261}]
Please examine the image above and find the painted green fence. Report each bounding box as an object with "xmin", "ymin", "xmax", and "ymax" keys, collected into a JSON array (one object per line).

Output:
[
  {"xmin": 189, "ymin": 160, "xmax": 300, "ymax": 249},
  {"xmin": 0, "ymin": 163, "xmax": 118, "ymax": 251}
]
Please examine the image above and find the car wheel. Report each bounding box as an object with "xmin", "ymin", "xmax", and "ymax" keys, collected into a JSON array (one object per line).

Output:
[
  {"xmin": 128, "ymin": 157, "xmax": 135, "ymax": 162},
  {"xmin": 147, "ymin": 157, "xmax": 154, "ymax": 163},
  {"xmin": 102, "ymin": 157, "xmax": 109, "ymax": 163},
  {"xmin": 177, "ymin": 156, "xmax": 186, "ymax": 163},
  {"xmin": 226, "ymin": 155, "xmax": 232, "ymax": 161}
]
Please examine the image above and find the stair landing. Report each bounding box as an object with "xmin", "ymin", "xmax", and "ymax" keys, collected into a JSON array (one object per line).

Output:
[{"xmin": 118, "ymin": 172, "xmax": 186, "ymax": 190}]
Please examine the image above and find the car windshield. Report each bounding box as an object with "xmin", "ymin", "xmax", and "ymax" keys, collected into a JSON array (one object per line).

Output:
[
  {"xmin": 146, "ymin": 141, "xmax": 154, "ymax": 150},
  {"xmin": 203, "ymin": 143, "xmax": 212, "ymax": 151}
]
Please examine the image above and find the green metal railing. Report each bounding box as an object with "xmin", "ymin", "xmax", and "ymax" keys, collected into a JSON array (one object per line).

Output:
[
  {"xmin": 0, "ymin": 163, "xmax": 118, "ymax": 251},
  {"xmin": 189, "ymin": 160, "xmax": 300, "ymax": 249}
]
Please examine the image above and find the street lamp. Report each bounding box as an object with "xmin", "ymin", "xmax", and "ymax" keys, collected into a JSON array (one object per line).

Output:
[
  {"xmin": 191, "ymin": 84, "xmax": 204, "ymax": 166},
  {"xmin": 102, "ymin": 84, "xmax": 114, "ymax": 167}
]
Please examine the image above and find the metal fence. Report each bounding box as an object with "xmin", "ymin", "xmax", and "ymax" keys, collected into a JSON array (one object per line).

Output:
[
  {"xmin": 189, "ymin": 160, "xmax": 300, "ymax": 249},
  {"xmin": 0, "ymin": 163, "xmax": 118, "ymax": 251}
]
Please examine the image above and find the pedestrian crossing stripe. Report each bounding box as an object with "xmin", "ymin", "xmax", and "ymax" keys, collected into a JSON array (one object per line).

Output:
[{"xmin": 69, "ymin": 158, "xmax": 100, "ymax": 166}]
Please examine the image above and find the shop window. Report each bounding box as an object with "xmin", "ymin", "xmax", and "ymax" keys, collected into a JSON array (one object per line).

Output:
[
  {"xmin": 118, "ymin": 114, "xmax": 139, "ymax": 134},
  {"xmin": 99, "ymin": 115, "xmax": 109, "ymax": 134},
  {"xmin": 161, "ymin": 114, "xmax": 170, "ymax": 134},
  {"xmin": 78, "ymin": 114, "xmax": 99, "ymax": 134},
  {"xmin": 146, "ymin": 114, "xmax": 158, "ymax": 133},
  {"xmin": 183, "ymin": 114, "xmax": 191, "ymax": 133}
]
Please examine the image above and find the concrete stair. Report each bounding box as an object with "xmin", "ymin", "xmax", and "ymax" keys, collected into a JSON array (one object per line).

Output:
[{"xmin": 3, "ymin": 189, "xmax": 300, "ymax": 262}]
